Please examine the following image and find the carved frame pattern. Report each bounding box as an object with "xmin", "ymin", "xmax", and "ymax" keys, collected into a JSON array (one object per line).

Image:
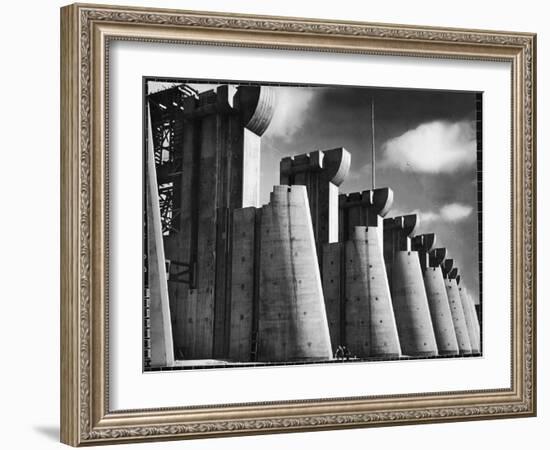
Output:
[{"xmin": 60, "ymin": 3, "xmax": 536, "ymax": 446}]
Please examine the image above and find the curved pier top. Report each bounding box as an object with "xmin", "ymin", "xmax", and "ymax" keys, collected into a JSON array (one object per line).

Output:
[
  {"xmin": 364, "ymin": 188, "xmax": 394, "ymax": 217},
  {"xmin": 384, "ymin": 214, "xmax": 418, "ymax": 237},
  {"xmin": 321, "ymin": 148, "xmax": 352, "ymax": 186},
  {"xmin": 429, "ymin": 248, "xmax": 447, "ymax": 267},
  {"xmin": 411, "ymin": 233, "xmax": 436, "ymax": 253},
  {"xmin": 235, "ymin": 85, "xmax": 277, "ymax": 136},
  {"xmin": 449, "ymin": 267, "xmax": 459, "ymax": 280},
  {"xmin": 442, "ymin": 258, "xmax": 454, "ymax": 278}
]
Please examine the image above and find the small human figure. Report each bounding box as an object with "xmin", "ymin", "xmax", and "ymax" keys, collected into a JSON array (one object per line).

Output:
[{"xmin": 343, "ymin": 346, "xmax": 352, "ymax": 361}]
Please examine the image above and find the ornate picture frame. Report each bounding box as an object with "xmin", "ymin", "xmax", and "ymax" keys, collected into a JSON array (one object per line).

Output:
[{"xmin": 60, "ymin": 3, "xmax": 536, "ymax": 446}]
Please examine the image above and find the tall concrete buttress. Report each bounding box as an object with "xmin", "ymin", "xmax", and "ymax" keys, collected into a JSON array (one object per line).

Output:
[
  {"xmin": 257, "ymin": 185, "xmax": 333, "ymax": 362},
  {"xmin": 411, "ymin": 239, "xmax": 459, "ymax": 356},
  {"xmin": 456, "ymin": 273, "xmax": 481, "ymax": 354},
  {"xmin": 321, "ymin": 242, "xmax": 344, "ymax": 351},
  {"xmin": 383, "ymin": 215, "xmax": 438, "ymax": 357},
  {"xmin": 151, "ymin": 85, "xmax": 276, "ymax": 360},
  {"xmin": 458, "ymin": 273, "xmax": 481, "ymax": 349},
  {"xmin": 344, "ymin": 225, "xmax": 402, "ymax": 358},
  {"xmin": 442, "ymin": 260, "xmax": 472, "ymax": 355},
  {"xmin": 146, "ymin": 106, "xmax": 174, "ymax": 367},
  {"xmin": 321, "ymin": 188, "xmax": 400, "ymax": 356},
  {"xmin": 339, "ymin": 188, "xmax": 394, "ymax": 242},
  {"xmin": 464, "ymin": 289, "xmax": 482, "ymax": 354},
  {"xmin": 280, "ymin": 148, "xmax": 351, "ymax": 255},
  {"xmin": 335, "ymin": 188, "xmax": 401, "ymax": 358},
  {"xmin": 227, "ymin": 207, "xmax": 259, "ymax": 361}
]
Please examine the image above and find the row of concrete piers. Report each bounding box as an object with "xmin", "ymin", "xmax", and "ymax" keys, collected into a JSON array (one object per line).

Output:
[
  {"xmin": 280, "ymin": 147, "xmax": 480, "ymax": 361},
  {"xmin": 145, "ymin": 84, "xmax": 480, "ymax": 367}
]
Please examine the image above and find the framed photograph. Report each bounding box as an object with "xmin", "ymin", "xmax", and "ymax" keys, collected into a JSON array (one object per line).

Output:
[{"xmin": 60, "ymin": 3, "xmax": 536, "ymax": 446}]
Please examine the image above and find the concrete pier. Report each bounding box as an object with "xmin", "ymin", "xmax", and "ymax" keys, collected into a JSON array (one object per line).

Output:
[
  {"xmin": 147, "ymin": 82, "xmax": 481, "ymax": 367},
  {"xmin": 257, "ymin": 186, "xmax": 333, "ymax": 362},
  {"xmin": 321, "ymin": 242, "xmax": 344, "ymax": 350},
  {"xmin": 280, "ymin": 148, "xmax": 351, "ymax": 253},
  {"xmin": 412, "ymin": 239, "xmax": 459, "ymax": 356},
  {"xmin": 339, "ymin": 188, "xmax": 394, "ymax": 242},
  {"xmin": 344, "ymin": 226, "xmax": 401, "ymax": 358},
  {"xmin": 469, "ymin": 296, "xmax": 482, "ymax": 353},
  {"xmin": 146, "ymin": 107, "xmax": 174, "ymax": 367},
  {"xmin": 456, "ymin": 274, "xmax": 481, "ymax": 354},
  {"xmin": 152, "ymin": 85, "xmax": 276, "ymax": 360},
  {"xmin": 384, "ymin": 215, "xmax": 438, "ymax": 357},
  {"xmin": 442, "ymin": 260, "xmax": 472, "ymax": 356},
  {"xmin": 228, "ymin": 207, "xmax": 259, "ymax": 361},
  {"xmin": 321, "ymin": 188, "xmax": 400, "ymax": 357}
]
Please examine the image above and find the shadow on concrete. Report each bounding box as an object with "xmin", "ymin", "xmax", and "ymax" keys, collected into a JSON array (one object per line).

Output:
[{"xmin": 33, "ymin": 425, "xmax": 59, "ymax": 442}]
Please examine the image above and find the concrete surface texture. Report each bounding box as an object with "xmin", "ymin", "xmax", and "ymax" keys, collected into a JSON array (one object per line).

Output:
[
  {"xmin": 344, "ymin": 226, "xmax": 401, "ymax": 357},
  {"xmin": 321, "ymin": 242, "xmax": 344, "ymax": 350},
  {"xmin": 384, "ymin": 216, "xmax": 439, "ymax": 357},
  {"xmin": 280, "ymin": 148, "xmax": 351, "ymax": 251},
  {"xmin": 413, "ymin": 239, "xmax": 460, "ymax": 356},
  {"xmin": 146, "ymin": 106, "xmax": 174, "ymax": 368},
  {"xmin": 150, "ymin": 85, "xmax": 276, "ymax": 361},
  {"xmin": 457, "ymin": 276, "xmax": 481, "ymax": 354},
  {"xmin": 147, "ymin": 82, "xmax": 482, "ymax": 366},
  {"xmin": 442, "ymin": 260, "xmax": 473, "ymax": 355},
  {"xmin": 422, "ymin": 266, "xmax": 460, "ymax": 356},
  {"xmin": 228, "ymin": 207, "xmax": 258, "ymax": 361},
  {"xmin": 257, "ymin": 185, "xmax": 333, "ymax": 361}
]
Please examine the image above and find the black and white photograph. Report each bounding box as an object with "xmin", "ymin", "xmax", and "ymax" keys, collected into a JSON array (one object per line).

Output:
[
  {"xmin": 50, "ymin": 1, "xmax": 539, "ymax": 446},
  {"xmin": 143, "ymin": 78, "xmax": 482, "ymax": 371}
]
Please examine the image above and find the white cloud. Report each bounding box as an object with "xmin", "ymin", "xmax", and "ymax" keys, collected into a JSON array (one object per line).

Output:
[
  {"xmin": 382, "ymin": 120, "xmax": 476, "ymax": 173},
  {"xmin": 409, "ymin": 203, "xmax": 473, "ymax": 225},
  {"xmin": 264, "ymin": 87, "xmax": 316, "ymax": 141},
  {"xmin": 440, "ymin": 203, "xmax": 473, "ymax": 221},
  {"xmin": 418, "ymin": 210, "xmax": 440, "ymax": 223},
  {"xmin": 387, "ymin": 208, "xmax": 440, "ymax": 225}
]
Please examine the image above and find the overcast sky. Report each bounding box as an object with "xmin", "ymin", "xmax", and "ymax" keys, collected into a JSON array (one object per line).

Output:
[{"xmin": 148, "ymin": 80, "xmax": 480, "ymax": 304}]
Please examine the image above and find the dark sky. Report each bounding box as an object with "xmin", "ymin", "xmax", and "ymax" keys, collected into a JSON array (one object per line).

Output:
[{"xmin": 149, "ymin": 81, "xmax": 480, "ymax": 304}]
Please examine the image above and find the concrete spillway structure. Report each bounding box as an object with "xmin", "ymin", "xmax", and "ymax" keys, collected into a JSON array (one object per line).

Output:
[
  {"xmin": 467, "ymin": 293, "xmax": 482, "ymax": 353},
  {"xmin": 383, "ymin": 215, "xmax": 438, "ymax": 357},
  {"xmin": 457, "ymin": 274, "xmax": 481, "ymax": 352},
  {"xmin": 321, "ymin": 188, "xmax": 401, "ymax": 358},
  {"xmin": 146, "ymin": 106, "xmax": 174, "ymax": 367},
  {"xmin": 227, "ymin": 186, "xmax": 333, "ymax": 362},
  {"xmin": 150, "ymin": 85, "xmax": 276, "ymax": 360},
  {"xmin": 442, "ymin": 260, "xmax": 472, "ymax": 355},
  {"xmin": 338, "ymin": 188, "xmax": 393, "ymax": 242},
  {"xmin": 227, "ymin": 206, "xmax": 259, "ymax": 361},
  {"xmin": 456, "ymin": 274, "xmax": 481, "ymax": 354},
  {"xmin": 320, "ymin": 242, "xmax": 343, "ymax": 351},
  {"xmin": 343, "ymin": 225, "xmax": 402, "ymax": 358},
  {"xmin": 147, "ymin": 82, "xmax": 481, "ymax": 367},
  {"xmin": 411, "ymin": 239, "xmax": 459, "ymax": 356},
  {"xmin": 280, "ymin": 148, "xmax": 351, "ymax": 256},
  {"xmin": 257, "ymin": 185, "xmax": 333, "ymax": 361}
]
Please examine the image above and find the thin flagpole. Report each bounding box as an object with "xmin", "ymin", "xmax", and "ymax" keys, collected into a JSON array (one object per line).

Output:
[{"xmin": 371, "ymin": 99, "xmax": 376, "ymax": 190}]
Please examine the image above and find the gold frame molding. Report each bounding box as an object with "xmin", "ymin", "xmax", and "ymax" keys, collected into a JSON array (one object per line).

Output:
[{"xmin": 60, "ymin": 3, "xmax": 537, "ymax": 446}]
